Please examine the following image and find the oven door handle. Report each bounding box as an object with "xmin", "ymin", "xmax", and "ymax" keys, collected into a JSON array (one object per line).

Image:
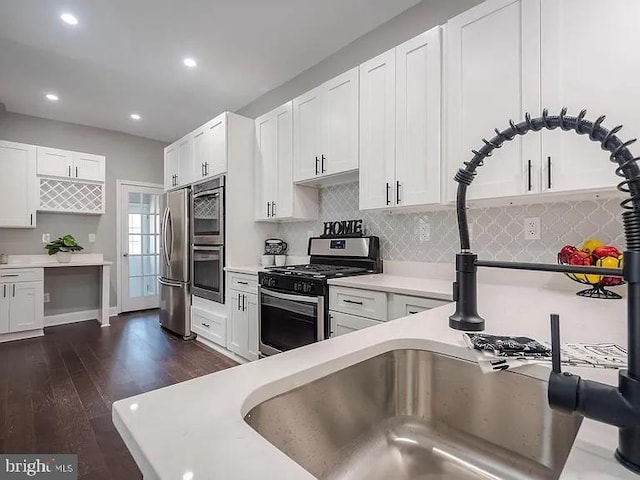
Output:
[
  {"xmin": 260, "ymin": 287, "xmax": 319, "ymax": 304},
  {"xmin": 193, "ymin": 246, "xmax": 222, "ymax": 252},
  {"xmin": 193, "ymin": 190, "xmax": 221, "ymax": 199}
]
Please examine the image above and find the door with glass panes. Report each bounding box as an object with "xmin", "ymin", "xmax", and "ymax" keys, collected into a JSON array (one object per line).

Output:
[{"xmin": 120, "ymin": 183, "xmax": 163, "ymax": 312}]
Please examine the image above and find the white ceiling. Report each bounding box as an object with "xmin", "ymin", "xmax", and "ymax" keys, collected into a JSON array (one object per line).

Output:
[{"xmin": 0, "ymin": 0, "xmax": 419, "ymax": 142}]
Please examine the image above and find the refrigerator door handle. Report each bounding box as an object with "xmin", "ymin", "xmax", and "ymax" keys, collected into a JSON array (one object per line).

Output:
[
  {"xmin": 166, "ymin": 208, "xmax": 174, "ymax": 264},
  {"xmin": 158, "ymin": 277, "xmax": 184, "ymax": 288},
  {"xmin": 161, "ymin": 207, "xmax": 171, "ymax": 268}
]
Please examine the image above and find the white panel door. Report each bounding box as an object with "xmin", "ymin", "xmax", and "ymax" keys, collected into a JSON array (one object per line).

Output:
[
  {"xmin": 293, "ymin": 86, "xmax": 324, "ymax": 182},
  {"xmin": 36, "ymin": 146, "xmax": 73, "ymax": 178},
  {"xmin": 0, "ymin": 286, "xmax": 9, "ymax": 334},
  {"xmin": 395, "ymin": 26, "xmax": 442, "ymax": 207},
  {"xmin": 246, "ymin": 293, "xmax": 259, "ymax": 361},
  {"xmin": 359, "ymin": 49, "xmax": 396, "ymax": 210},
  {"xmin": 177, "ymin": 136, "xmax": 194, "ymax": 187},
  {"xmin": 323, "ymin": 67, "xmax": 359, "ymax": 176},
  {"xmin": 193, "ymin": 126, "xmax": 211, "ymax": 182},
  {"xmin": 446, "ymin": 0, "xmax": 541, "ymax": 201},
  {"xmin": 119, "ymin": 184, "xmax": 163, "ymax": 313},
  {"xmin": 73, "ymin": 152, "xmax": 105, "ymax": 182},
  {"xmin": 540, "ymin": 0, "xmax": 636, "ymax": 193},
  {"xmin": 274, "ymin": 102, "xmax": 294, "ymax": 219},
  {"xmin": 254, "ymin": 112, "xmax": 276, "ymax": 220},
  {"xmin": 330, "ymin": 311, "xmax": 381, "ymax": 338},
  {"xmin": 0, "ymin": 141, "xmax": 36, "ymax": 227},
  {"xmin": 229, "ymin": 292, "xmax": 248, "ymax": 358},
  {"xmin": 207, "ymin": 113, "xmax": 228, "ymax": 177},
  {"xmin": 164, "ymin": 144, "xmax": 179, "ymax": 190},
  {"xmin": 9, "ymin": 282, "xmax": 43, "ymax": 332}
]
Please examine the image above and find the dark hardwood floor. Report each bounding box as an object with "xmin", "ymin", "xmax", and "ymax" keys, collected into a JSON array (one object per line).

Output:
[{"xmin": 0, "ymin": 310, "xmax": 238, "ymax": 479}]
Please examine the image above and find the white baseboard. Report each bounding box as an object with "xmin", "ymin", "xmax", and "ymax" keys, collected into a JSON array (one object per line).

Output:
[
  {"xmin": 194, "ymin": 336, "xmax": 248, "ymax": 364},
  {"xmin": 0, "ymin": 329, "xmax": 45, "ymax": 343},
  {"xmin": 45, "ymin": 307, "xmax": 118, "ymax": 327}
]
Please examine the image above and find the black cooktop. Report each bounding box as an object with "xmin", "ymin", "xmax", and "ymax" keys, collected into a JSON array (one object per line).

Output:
[{"xmin": 264, "ymin": 264, "xmax": 370, "ymax": 279}]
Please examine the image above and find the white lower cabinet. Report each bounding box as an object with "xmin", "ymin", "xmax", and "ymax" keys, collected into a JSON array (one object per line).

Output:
[
  {"xmin": 330, "ymin": 311, "xmax": 382, "ymax": 338},
  {"xmin": 229, "ymin": 291, "xmax": 259, "ymax": 361},
  {"xmin": 389, "ymin": 294, "xmax": 450, "ymax": 320},
  {"xmin": 0, "ymin": 269, "xmax": 44, "ymax": 335},
  {"xmin": 191, "ymin": 304, "xmax": 227, "ymax": 347}
]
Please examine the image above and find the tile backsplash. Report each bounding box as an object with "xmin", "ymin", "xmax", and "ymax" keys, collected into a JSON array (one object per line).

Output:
[{"xmin": 277, "ymin": 183, "xmax": 625, "ymax": 263}]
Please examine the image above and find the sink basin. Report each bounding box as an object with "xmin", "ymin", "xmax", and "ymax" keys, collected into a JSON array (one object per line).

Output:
[{"xmin": 245, "ymin": 349, "xmax": 582, "ymax": 479}]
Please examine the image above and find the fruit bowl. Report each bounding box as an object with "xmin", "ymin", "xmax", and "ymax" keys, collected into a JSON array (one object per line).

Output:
[{"xmin": 557, "ymin": 252, "xmax": 624, "ymax": 299}]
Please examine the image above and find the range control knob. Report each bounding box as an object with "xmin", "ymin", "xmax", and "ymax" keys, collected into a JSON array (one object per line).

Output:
[
  {"xmin": 294, "ymin": 282, "xmax": 303, "ymax": 292},
  {"xmin": 267, "ymin": 278, "xmax": 277, "ymax": 288},
  {"xmin": 303, "ymin": 283, "xmax": 313, "ymax": 294}
]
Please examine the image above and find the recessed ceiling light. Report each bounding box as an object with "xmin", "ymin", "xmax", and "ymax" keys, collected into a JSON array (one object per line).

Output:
[
  {"xmin": 182, "ymin": 472, "xmax": 194, "ymax": 480},
  {"xmin": 45, "ymin": 93, "xmax": 59, "ymax": 101},
  {"xmin": 60, "ymin": 13, "xmax": 78, "ymax": 25},
  {"xmin": 183, "ymin": 57, "xmax": 197, "ymax": 68},
  {"xmin": 130, "ymin": 113, "xmax": 141, "ymax": 121}
]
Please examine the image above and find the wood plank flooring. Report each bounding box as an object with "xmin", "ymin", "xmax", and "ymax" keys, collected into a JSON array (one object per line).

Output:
[{"xmin": 0, "ymin": 310, "xmax": 238, "ymax": 479}]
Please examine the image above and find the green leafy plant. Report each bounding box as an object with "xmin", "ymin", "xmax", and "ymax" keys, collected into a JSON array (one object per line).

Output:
[{"xmin": 44, "ymin": 235, "xmax": 84, "ymax": 256}]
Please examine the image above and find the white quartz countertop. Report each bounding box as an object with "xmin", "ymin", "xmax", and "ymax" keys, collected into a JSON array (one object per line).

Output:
[
  {"xmin": 328, "ymin": 273, "xmax": 452, "ymax": 299},
  {"xmin": 113, "ymin": 279, "xmax": 633, "ymax": 480},
  {"xmin": 224, "ymin": 265, "xmax": 263, "ymax": 275}
]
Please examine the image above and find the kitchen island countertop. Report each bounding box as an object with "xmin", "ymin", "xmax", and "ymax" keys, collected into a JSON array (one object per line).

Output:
[{"xmin": 113, "ymin": 275, "xmax": 633, "ymax": 479}]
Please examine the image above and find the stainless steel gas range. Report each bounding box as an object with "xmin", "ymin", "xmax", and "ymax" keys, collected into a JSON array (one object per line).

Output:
[{"xmin": 257, "ymin": 236, "xmax": 382, "ymax": 357}]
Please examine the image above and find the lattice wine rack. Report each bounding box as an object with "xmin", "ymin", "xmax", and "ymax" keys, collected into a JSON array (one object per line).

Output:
[{"xmin": 39, "ymin": 178, "xmax": 105, "ymax": 214}]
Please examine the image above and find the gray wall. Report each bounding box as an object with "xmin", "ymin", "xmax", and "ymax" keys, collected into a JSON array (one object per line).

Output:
[
  {"xmin": 237, "ymin": 0, "xmax": 483, "ymax": 119},
  {"xmin": 0, "ymin": 111, "xmax": 166, "ymax": 315}
]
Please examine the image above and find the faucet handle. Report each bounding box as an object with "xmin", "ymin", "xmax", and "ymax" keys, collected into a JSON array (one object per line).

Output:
[{"xmin": 550, "ymin": 313, "xmax": 562, "ymax": 373}]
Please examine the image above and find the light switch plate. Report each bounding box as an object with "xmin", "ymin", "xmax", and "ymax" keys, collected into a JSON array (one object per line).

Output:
[
  {"xmin": 42, "ymin": 233, "xmax": 50, "ymax": 243},
  {"xmin": 89, "ymin": 233, "xmax": 96, "ymax": 243}
]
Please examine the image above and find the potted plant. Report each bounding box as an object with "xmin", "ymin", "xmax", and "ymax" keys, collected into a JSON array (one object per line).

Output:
[{"xmin": 45, "ymin": 235, "xmax": 84, "ymax": 263}]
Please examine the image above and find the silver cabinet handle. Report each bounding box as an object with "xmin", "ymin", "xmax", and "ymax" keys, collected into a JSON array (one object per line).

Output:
[
  {"xmin": 12, "ymin": 284, "xmax": 15, "ymax": 297},
  {"xmin": 75, "ymin": 166, "xmax": 78, "ymax": 178},
  {"xmin": 238, "ymin": 293, "xmax": 241, "ymax": 310},
  {"xmin": 242, "ymin": 294, "xmax": 246, "ymax": 311},
  {"xmin": 271, "ymin": 202, "xmax": 276, "ymax": 217},
  {"xmin": 68, "ymin": 165, "xmax": 71, "ymax": 177}
]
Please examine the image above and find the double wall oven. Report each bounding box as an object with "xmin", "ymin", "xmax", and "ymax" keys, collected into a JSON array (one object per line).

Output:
[
  {"xmin": 258, "ymin": 236, "xmax": 381, "ymax": 357},
  {"xmin": 191, "ymin": 177, "xmax": 225, "ymax": 303}
]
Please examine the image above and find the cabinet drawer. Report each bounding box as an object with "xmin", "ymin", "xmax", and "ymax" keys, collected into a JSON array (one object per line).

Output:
[
  {"xmin": 0, "ymin": 268, "xmax": 44, "ymax": 284},
  {"xmin": 228, "ymin": 272, "xmax": 258, "ymax": 294},
  {"xmin": 191, "ymin": 305, "xmax": 227, "ymax": 347},
  {"xmin": 329, "ymin": 286, "xmax": 387, "ymax": 321},
  {"xmin": 389, "ymin": 294, "xmax": 450, "ymax": 320},
  {"xmin": 329, "ymin": 311, "xmax": 382, "ymax": 337}
]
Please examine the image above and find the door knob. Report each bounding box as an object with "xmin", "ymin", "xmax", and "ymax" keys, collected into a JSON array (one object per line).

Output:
[{"xmin": 123, "ymin": 253, "xmax": 129, "ymax": 257}]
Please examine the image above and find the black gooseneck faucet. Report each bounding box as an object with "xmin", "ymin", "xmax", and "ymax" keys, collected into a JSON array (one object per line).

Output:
[{"xmin": 450, "ymin": 108, "xmax": 640, "ymax": 473}]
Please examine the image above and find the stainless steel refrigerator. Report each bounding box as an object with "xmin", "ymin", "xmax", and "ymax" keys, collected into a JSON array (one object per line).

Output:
[{"xmin": 159, "ymin": 187, "xmax": 192, "ymax": 339}]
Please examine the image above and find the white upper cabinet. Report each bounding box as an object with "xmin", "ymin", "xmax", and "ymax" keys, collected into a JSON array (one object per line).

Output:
[
  {"xmin": 540, "ymin": 0, "xmax": 638, "ymax": 193},
  {"xmin": 323, "ymin": 68, "xmax": 359, "ymax": 176},
  {"xmin": 36, "ymin": 147, "xmax": 105, "ymax": 182},
  {"xmin": 0, "ymin": 141, "xmax": 37, "ymax": 228},
  {"xmin": 395, "ymin": 26, "xmax": 442, "ymax": 207},
  {"xmin": 73, "ymin": 152, "xmax": 105, "ymax": 182},
  {"xmin": 294, "ymin": 67, "xmax": 359, "ymax": 183},
  {"xmin": 193, "ymin": 113, "xmax": 228, "ymax": 182},
  {"xmin": 164, "ymin": 144, "xmax": 179, "ymax": 189},
  {"xmin": 359, "ymin": 26, "xmax": 442, "ymax": 211},
  {"xmin": 177, "ymin": 135, "xmax": 194, "ymax": 187},
  {"xmin": 293, "ymin": 86, "xmax": 324, "ymax": 182},
  {"xmin": 445, "ymin": 0, "xmax": 541, "ymax": 202},
  {"xmin": 359, "ymin": 49, "xmax": 396, "ymax": 210},
  {"xmin": 255, "ymin": 102, "xmax": 318, "ymax": 221}
]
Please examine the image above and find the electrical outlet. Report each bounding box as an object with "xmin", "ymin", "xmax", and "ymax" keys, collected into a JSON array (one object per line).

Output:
[
  {"xmin": 42, "ymin": 233, "xmax": 50, "ymax": 243},
  {"xmin": 419, "ymin": 222, "xmax": 431, "ymax": 243},
  {"xmin": 524, "ymin": 217, "xmax": 541, "ymax": 240},
  {"xmin": 43, "ymin": 293, "xmax": 50, "ymax": 303},
  {"xmin": 88, "ymin": 233, "xmax": 96, "ymax": 243}
]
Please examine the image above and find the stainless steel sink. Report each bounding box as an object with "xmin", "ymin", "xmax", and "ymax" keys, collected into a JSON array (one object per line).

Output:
[{"xmin": 245, "ymin": 349, "xmax": 582, "ymax": 479}]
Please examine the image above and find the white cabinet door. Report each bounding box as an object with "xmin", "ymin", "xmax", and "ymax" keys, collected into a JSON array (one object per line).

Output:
[
  {"xmin": 9, "ymin": 281, "xmax": 43, "ymax": 333},
  {"xmin": 228, "ymin": 291, "xmax": 248, "ymax": 358},
  {"xmin": 73, "ymin": 152, "xmax": 105, "ymax": 182},
  {"xmin": 193, "ymin": 126, "xmax": 211, "ymax": 182},
  {"xmin": 330, "ymin": 311, "xmax": 382, "ymax": 338},
  {"xmin": 389, "ymin": 294, "xmax": 450, "ymax": 320},
  {"xmin": 254, "ymin": 112, "xmax": 276, "ymax": 220},
  {"xmin": 274, "ymin": 102, "xmax": 294, "ymax": 219},
  {"xmin": 164, "ymin": 144, "xmax": 179, "ymax": 190},
  {"xmin": 246, "ymin": 293, "xmax": 259, "ymax": 361},
  {"xmin": 0, "ymin": 141, "xmax": 36, "ymax": 228},
  {"xmin": 396, "ymin": 27, "xmax": 442, "ymax": 207},
  {"xmin": 293, "ymin": 86, "xmax": 324, "ymax": 182},
  {"xmin": 445, "ymin": 0, "xmax": 541, "ymax": 201},
  {"xmin": 36, "ymin": 146, "xmax": 73, "ymax": 178},
  {"xmin": 359, "ymin": 49, "xmax": 396, "ymax": 210},
  {"xmin": 540, "ymin": 0, "xmax": 636, "ymax": 193},
  {"xmin": 323, "ymin": 67, "xmax": 359, "ymax": 176},
  {"xmin": 177, "ymin": 136, "xmax": 194, "ymax": 186},
  {"xmin": 207, "ymin": 113, "xmax": 228, "ymax": 177},
  {"xmin": 0, "ymin": 286, "xmax": 9, "ymax": 334}
]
